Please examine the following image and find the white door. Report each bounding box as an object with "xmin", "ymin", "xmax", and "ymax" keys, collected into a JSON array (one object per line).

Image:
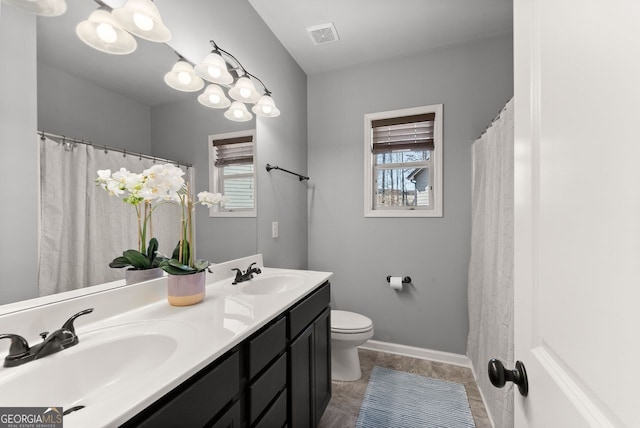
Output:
[{"xmin": 513, "ymin": 0, "xmax": 640, "ymax": 426}]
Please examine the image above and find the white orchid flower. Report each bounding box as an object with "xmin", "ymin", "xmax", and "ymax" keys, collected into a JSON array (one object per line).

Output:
[
  {"xmin": 105, "ymin": 180, "xmax": 125, "ymax": 196},
  {"xmin": 197, "ymin": 191, "xmax": 229, "ymax": 207}
]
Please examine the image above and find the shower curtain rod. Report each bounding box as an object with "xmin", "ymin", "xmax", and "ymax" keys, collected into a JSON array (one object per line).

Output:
[
  {"xmin": 38, "ymin": 130, "xmax": 193, "ymax": 168},
  {"xmin": 476, "ymin": 97, "xmax": 513, "ymax": 140}
]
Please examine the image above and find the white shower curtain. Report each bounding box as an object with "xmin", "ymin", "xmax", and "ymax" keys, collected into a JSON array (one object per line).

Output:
[
  {"xmin": 38, "ymin": 136, "xmax": 184, "ymax": 296},
  {"xmin": 467, "ymin": 99, "xmax": 514, "ymax": 428}
]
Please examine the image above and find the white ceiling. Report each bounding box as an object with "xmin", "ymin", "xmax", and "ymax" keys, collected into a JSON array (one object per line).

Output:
[{"xmin": 248, "ymin": 0, "xmax": 514, "ymax": 75}]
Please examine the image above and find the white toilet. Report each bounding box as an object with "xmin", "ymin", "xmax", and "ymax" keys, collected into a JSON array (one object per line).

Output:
[{"xmin": 330, "ymin": 310, "xmax": 374, "ymax": 381}]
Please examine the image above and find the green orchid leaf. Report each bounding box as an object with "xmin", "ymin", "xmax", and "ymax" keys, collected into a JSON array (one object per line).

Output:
[
  {"xmin": 170, "ymin": 242, "xmax": 181, "ymax": 260},
  {"xmin": 171, "ymin": 241, "xmax": 191, "ymax": 265},
  {"xmin": 168, "ymin": 259, "xmax": 195, "ymax": 272},
  {"xmin": 147, "ymin": 237, "xmax": 159, "ymax": 263},
  {"xmin": 123, "ymin": 249, "xmax": 151, "ymax": 269},
  {"xmin": 160, "ymin": 259, "xmax": 196, "ymax": 275},
  {"xmin": 193, "ymin": 259, "xmax": 209, "ymax": 272},
  {"xmin": 109, "ymin": 256, "xmax": 131, "ymax": 268},
  {"xmin": 159, "ymin": 264, "xmax": 189, "ymax": 275}
]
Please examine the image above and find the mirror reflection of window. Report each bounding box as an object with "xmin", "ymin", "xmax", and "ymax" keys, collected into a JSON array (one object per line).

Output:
[{"xmin": 208, "ymin": 130, "xmax": 257, "ymax": 218}]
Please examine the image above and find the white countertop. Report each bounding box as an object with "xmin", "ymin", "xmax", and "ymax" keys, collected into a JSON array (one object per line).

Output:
[{"xmin": 0, "ymin": 255, "xmax": 332, "ymax": 427}]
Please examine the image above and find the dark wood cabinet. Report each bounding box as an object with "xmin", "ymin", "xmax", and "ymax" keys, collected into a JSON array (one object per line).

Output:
[
  {"xmin": 290, "ymin": 324, "xmax": 313, "ymax": 427},
  {"xmin": 288, "ymin": 283, "xmax": 332, "ymax": 428},
  {"xmin": 122, "ymin": 350, "xmax": 241, "ymax": 428},
  {"xmin": 313, "ymin": 308, "xmax": 331, "ymax": 426},
  {"xmin": 122, "ymin": 281, "xmax": 331, "ymax": 428},
  {"xmin": 209, "ymin": 400, "xmax": 242, "ymax": 428}
]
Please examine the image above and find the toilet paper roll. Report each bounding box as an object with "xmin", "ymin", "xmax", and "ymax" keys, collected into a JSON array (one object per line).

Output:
[{"xmin": 389, "ymin": 276, "xmax": 403, "ymax": 291}]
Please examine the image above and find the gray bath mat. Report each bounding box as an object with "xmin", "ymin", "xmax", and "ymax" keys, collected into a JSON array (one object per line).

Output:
[{"xmin": 355, "ymin": 366, "xmax": 476, "ymax": 428}]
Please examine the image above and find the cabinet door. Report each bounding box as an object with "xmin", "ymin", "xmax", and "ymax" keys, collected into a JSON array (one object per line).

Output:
[
  {"xmin": 313, "ymin": 309, "xmax": 331, "ymax": 426},
  {"xmin": 289, "ymin": 325, "xmax": 313, "ymax": 428},
  {"xmin": 209, "ymin": 400, "xmax": 242, "ymax": 428}
]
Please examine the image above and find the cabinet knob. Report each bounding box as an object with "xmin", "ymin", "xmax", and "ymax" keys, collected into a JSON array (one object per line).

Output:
[{"xmin": 488, "ymin": 358, "xmax": 529, "ymax": 396}]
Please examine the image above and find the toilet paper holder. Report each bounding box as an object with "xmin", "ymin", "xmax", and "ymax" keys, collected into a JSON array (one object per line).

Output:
[{"xmin": 386, "ymin": 276, "xmax": 412, "ymax": 284}]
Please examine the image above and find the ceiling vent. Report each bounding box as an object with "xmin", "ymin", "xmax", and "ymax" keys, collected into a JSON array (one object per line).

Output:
[{"xmin": 307, "ymin": 22, "xmax": 340, "ymax": 45}]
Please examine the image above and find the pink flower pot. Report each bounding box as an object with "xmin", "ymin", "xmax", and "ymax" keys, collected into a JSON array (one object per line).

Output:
[
  {"xmin": 125, "ymin": 267, "xmax": 164, "ymax": 285},
  {"xmin": 167, "ymin": 271, "xmax": 206, "ymax": 306}
]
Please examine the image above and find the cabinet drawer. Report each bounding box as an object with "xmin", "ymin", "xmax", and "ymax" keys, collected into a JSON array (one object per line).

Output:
[
  {"xmin": 134, "ymin": 351, "xmax": 240, "ymax": 428},
  {"xmin": 248, "ymin": 316, "xmax": 286, "ymax": 379},
  {"xmin": 254, "ymin": 389, "xmax": 287, "ymax": 428},
  {"xmin": 289, "ymin": 282, "xmax": 330, "ymax": 340},
  {"xmin": 249, "ymin": 353, "xmax": 287, "ymax": 424},
  {"xmin": 209, "ymin": 400, "xmax": 242, "ymax": 428}
]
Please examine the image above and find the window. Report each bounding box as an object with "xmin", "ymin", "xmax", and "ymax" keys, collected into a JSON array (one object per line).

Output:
[
  {"xmin": 364, "ymin": 105, "xmax": 443, "ymax": 217},
  {"xmin": 208, "ymin": 130, "xmax": 256, "ymax": 217}
]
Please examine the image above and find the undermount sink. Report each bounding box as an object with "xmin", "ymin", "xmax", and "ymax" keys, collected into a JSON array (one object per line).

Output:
[
  {"xmin": 0, "ymin": 320, "xmax": 194, "ymax": 408},
  {"xmin": 241, "ymin": 272, "xmax": 305, "ymax": 295}
]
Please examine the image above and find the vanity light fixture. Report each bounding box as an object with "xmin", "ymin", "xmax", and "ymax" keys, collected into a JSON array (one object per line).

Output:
[
  {"xmin": 111, "ymin": 0, "xmax": 171, "ymax": 43},
  {"xmin": 164, "ymin": 58, "xmax": 205, "ymax": 92},
  {"xmin": 76, "ymin": 7, "xmax": 137, "ymax": 55},
  {"xmin": 198, "ymin": 84, "xmax": 231, "ymax": 109},
  {"xmin": 225, "ymin": 101, "xmax": 253, "ymax": 122},
  {"xmin": 166, "ymin": 40, "xmax": 281, "ymax": 122},
  {"xmin": 1, "ymin": 0, "xmax": 67, "ymax": 16}
]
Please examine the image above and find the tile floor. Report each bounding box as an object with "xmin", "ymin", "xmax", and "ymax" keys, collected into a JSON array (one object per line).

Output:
[{"xmin": 318, "ymin": 348, "xmax": 492, "ymax": 428}]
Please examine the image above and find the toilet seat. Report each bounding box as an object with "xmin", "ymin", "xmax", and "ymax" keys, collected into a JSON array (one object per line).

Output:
[{"xmin": 331, "ymin": 310, "xmax": 373, "ymax": 334}]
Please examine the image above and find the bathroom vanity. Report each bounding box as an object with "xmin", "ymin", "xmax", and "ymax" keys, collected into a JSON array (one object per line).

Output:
[
  {"xmin": 122, "ymin": 281, "xmax": 331, "ymax": 428},
  {"xmin": 0, "ymin": 255, "xmax": 332, "ymax": 428}
]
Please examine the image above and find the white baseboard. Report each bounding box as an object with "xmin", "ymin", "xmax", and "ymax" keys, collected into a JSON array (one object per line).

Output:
[{"xmin": 359, "ymin": 340, "xmax": 472, "ymax": 368}]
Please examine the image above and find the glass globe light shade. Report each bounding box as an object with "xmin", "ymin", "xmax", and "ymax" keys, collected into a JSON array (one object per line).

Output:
[
  {"xmin": 252, "ymin": 95, "xmax": 281, "ymax": 118},
  {"xmin": 164, "ymin": 60, "xmax": 205, "ymax": 92},
  {"xmin": 76, "ymin": 8, "xmax": 137, "ymax": 55},
  {"xmin": 132, "ymin": 11, "xmax": 154, "ymax": 31},
  {"xmin": 194, "ymin": 52, "xmax": 233, "ymax": 85},
  {"xmin": 224, "ymin": 101, "xmax": 253, "ymax": 122},
  {"xmin": 96, "ymin": 22, "xmax": 118, "ymax": 43},
  {"xmin": 228, "ymin": 77, "xmax": 261, "ymax": 103},
  {"xmin": 112, "ymin": 0, "xmax": 171, "ymax": 42},
  {"xmin": 198, "ymin": 84, "xmax": 231, "ymax": 109}
]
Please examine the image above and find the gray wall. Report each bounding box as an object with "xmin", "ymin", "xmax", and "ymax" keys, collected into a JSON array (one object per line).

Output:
[
  {"xmin": 0, "ymin": 5, "xmax": 39, "ymax": 304},
  {"xmin": 307, "ymin": 35, "xmax": 513, "ymax": 354},
  {"xmin": 152, "ymin": 0, "xmax": 308, "ymax": 269},
  {"xmin": 38, "ymin": 62, "xmax": 152, "ymax": 153},
  {"xmin": 151, "ymin": 99, "xmax": 258, "ymax": 263}
]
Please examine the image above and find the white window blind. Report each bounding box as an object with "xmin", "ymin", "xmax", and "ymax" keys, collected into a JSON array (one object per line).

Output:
[
  {"xmin": 372, "ymin": 113, "xmax": 435, "ymax": 153},
  {"xmin": 213, "ymin": 135, "xmax": 255, "ymax": 211}
]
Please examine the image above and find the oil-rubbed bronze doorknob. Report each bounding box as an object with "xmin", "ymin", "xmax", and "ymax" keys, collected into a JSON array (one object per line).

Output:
[{"xmin": 488, "ymin": 358, "xmax": 529, "ymax": 397}]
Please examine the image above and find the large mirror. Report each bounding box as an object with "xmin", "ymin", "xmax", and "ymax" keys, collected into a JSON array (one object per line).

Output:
[{"xmin": 0, "ymin": 0, "xmax": 257, "ymax": 305}]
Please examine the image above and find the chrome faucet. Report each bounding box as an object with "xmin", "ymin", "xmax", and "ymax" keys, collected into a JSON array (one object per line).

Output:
[
  {"xmin": 231, "ymin": 262, "xmax": 262, "ymax": 284},
  {"xmin": 0, "ymin": 308, "xmax": 94, "ymax": 368}
]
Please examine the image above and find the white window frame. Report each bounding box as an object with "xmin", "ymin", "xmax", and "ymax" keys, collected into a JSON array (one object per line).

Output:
[
  {"xmin": 208, "ymin": 129, "xmax": 257, "ymax": 218},
  {"xmin": 364, "ymin": 104, "xmax": 443, "ymax": 218}
]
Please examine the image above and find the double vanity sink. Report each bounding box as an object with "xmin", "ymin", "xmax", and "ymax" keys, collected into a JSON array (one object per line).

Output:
[{"xmin": 0, "ymin": 255, "xmax": 332, "ymax": 427}]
